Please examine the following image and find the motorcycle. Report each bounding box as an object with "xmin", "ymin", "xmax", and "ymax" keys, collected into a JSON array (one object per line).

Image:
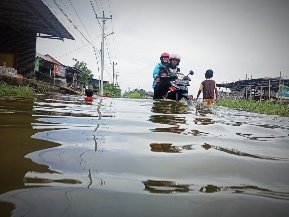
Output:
[{"xmin": 160, "ymin": 70, "xmax": 194, "ymax": 101}]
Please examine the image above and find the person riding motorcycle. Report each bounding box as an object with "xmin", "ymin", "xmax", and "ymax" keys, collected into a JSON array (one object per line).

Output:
[
  {"xmin": 168, "ymin": 54, "xmax": 182, "ymax": 81},
  {"xmin": 152, "ymin": 52, "xmax": 170, "ymax": 99},
  {"xmin": 153, "ymin": 53, "xmax": 183, "ymax": 100},
  {"xmin": 167, "ymin": 53, "xmax": 181, "ymax": 78}
]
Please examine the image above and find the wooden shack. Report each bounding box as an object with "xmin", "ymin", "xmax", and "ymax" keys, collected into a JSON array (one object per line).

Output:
[
  {"xmin": 0, "ymin": 0, "xmax": 74, "ymax": 77},
  {"xmin": 217, "ymin": 77, "xmax": 289, "ymax": 100}
]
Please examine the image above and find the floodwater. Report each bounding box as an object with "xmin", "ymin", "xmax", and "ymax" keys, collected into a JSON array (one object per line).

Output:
[{"xmin": 0, "ymin": 94, "xmax": 289, "ymax": 217}]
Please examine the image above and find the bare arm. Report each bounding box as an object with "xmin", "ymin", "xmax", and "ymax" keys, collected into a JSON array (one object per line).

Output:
[
  {"xmin": 196, "ymin": 83, "xmax": 203, "ymax": 99},
  {"xmin": 196, "ymin": 90, "xmax": 202, "ymax": 99}
]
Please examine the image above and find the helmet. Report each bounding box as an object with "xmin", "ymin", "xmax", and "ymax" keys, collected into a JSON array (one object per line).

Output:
[
  {"xmin": 169, "ymin": 53, "xmax": 181, "ymax": 66},
  {"xmin": 169, "ymin": 53, "xmax": 181, "ymax": 61},
  {"xmin": 205, "ymin": 69, "xmax": 214, "ymax": 78},
  {"xmin": 169, "ymin": 54, "xmax": 181, "ymax": 65},
  {"xmin": 160, "ymin": 52, "xmax": 169, "ymax": 61},
  {"xmin": 160, "ymin": 52, "xmax": 169, "ymax": 65},
  {"xmin": 160, "ymin": 52, "xmax": 169, "ymax": 58}
]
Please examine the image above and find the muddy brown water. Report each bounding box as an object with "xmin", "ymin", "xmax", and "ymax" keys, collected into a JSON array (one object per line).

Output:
[{"xmin": 0, "ymin": 94, "xmax": 289, "ymax": 217}]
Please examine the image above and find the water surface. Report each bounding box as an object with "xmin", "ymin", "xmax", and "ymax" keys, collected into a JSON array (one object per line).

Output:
[{"xmin": 0, "ymin": 95, "xmax": 289, "ymax": 217}]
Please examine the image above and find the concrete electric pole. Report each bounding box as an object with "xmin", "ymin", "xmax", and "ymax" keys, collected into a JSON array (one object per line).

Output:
[
  {"xmin": 115, "ymin": 72, "xmax": 119, "ymax": 85},
  {"xmin": 112, "ymin": 62, "xmax": 117, "ymax": 86},
  {"xmin": 96, "ymin": 11, "xmax": 112, "ymax": 96}
]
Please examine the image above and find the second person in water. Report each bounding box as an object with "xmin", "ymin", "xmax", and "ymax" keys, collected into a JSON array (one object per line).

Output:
[{"xmin": 196, "ymin": 69, "xmax": 218, "ymax": 106}]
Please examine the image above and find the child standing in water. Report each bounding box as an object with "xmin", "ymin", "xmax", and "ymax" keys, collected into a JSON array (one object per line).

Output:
[
  {"xmin": 85, "ymin": 89, "xmax": 94, "ymax": 102},
  {"xmin": 196, "ymin": 69, "xmax": 218, "ymax": 106}
]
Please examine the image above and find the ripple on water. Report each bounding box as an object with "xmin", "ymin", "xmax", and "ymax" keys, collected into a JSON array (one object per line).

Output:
[{"xmin": 1, "ymin": 96, "xmax": 289, "ymax": 216}]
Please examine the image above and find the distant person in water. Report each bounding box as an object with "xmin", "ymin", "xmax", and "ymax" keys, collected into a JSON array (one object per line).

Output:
[
  {"xmin": 196, "ymin": 69, "xmax": 218, "ymax": 106},
  {"xmin": 85, "ymin": 89, "xmax": 94, "ymax": 101}
]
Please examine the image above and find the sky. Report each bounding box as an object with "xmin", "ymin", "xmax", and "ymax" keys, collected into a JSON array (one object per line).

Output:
[{"xmin": 37, "ymin": 0, "xmax": 289, "ymax": 95}]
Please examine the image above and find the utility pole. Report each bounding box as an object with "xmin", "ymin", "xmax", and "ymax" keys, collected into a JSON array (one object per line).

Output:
[
  {"xmin": 111, "ymin": 62, "xmax": 117, "ymax": 85},
  {"xmin": 97, "ymin": 11, "xmax": 112, "ymax": 96},
  {"xmin": 115, "ymin": 72, "xmax": 119, "ymax": 85}
]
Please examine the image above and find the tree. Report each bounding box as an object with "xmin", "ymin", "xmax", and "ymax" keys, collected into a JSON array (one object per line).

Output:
[
  {"xmin": 103, "ymin": 83, "xmax": 121, "ymax": 98},
  {"xmin": 72, "ymin": 58, "xmax": 93, "ymax": 86},
  {"xmin": 123, "ymin": 88, "xmax": 147, "ymax": 99}
]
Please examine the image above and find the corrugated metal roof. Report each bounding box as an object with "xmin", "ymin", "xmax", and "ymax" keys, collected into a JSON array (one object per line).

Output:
[
  {"xmin": 0, "ymin": 0, "xmax": 74, "ymax": 40},
  {"xmin": 36, "ymin": 53, "xmax": 56, "ymax": 62}
]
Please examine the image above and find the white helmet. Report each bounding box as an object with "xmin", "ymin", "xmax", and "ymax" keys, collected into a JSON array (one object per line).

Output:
[
  {"xmin": 169, "ymin": 53, "xmax": 181, "ymax": 66},
  {"xmin": 169, "ymin": 53, "xmax": 181, "ymax": 61}
]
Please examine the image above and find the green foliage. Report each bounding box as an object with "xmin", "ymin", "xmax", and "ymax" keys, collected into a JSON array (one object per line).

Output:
[
  {"xmin": 0, "ymin": 82, "xmax": 34, "ymax": 97},
  {"xmin": 103, "ymin": 83, "xmax": 121, "ymax": 98},
  {"xmin": 218, "ymin": 99, "xmax": 289, "ymax": 117},
  {"xmin": 73, "ymin": 58, "xmax": 93, "ymax": 86},
  {"xmin": 123, "ymin": 89, "xmax": 147, "ymax": 99}
]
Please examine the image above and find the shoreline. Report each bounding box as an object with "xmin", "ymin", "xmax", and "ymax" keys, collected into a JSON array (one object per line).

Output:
[
  {"xmin": 0, "ymin": 74, "xmax": 82, "ymax": 95},
  {"xmin": 217, "ymin": 99, "xmax": 289, "ymax": 117}
]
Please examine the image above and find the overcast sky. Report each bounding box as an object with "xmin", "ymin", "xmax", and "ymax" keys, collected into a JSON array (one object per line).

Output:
[{"xmin": 37, "ymin": 0, "xmax": 289, "ymax": 94}]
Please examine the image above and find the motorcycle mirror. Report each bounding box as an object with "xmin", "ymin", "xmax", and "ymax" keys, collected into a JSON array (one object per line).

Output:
[{"xmin": 189, "ymin": 70, "xmax": 194, "ymax": 75}]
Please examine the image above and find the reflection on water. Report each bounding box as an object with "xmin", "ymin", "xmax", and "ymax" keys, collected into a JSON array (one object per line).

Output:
[
  {"xmin": 150, "ymin": 143, "xmax": 194, "ymax": 153},
  {"xmin": 150, "ymin": 125, "xmax": 186, "ymax": 134},
  {"xmin": 201, "ymin": 143, "xmax": 285, "ymax": 160},
  {"xmin": 194, "ymin": 117, "xmax": 215, "ymax": 125},
  {"xmin": 1, "ymin": 96, "xmax": 289, "ymax": 217},
  {"xmin": 143, "ymin": 180, "xmax": 191, "ymax": 193},
  {"xmin": 24, "ymin": 177, "xmax": 82, "ymax": 185},
  {"xmin": 190, "ymin": 129, "xmax": 209, "ymax": 136},
  {"xmin": 151, "ymin": 100, "xmax": 189, "ymax": 114},
  {"xmin": 200, "ymin": 184, "xmax": 221, "ymax": 193},
  {"xmin": 236, "ymin": 132, "xmax": 287, "ymax": 141},
  {"xmin": 143, "ymin": 180, "xmax": 190, "ymax": 194},
  {"xmin": 199, "ymin": 184, "xmax": 289, "ymax": 200},
  {"xmin": 149, "ymin": 100, "xmax": 189, "ymax": 134},
  {"xmin": 149, "ymin": 115, "xmax": 186, "ymax": 125}
]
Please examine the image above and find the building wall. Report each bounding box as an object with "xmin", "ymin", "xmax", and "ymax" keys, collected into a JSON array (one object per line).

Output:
[{"xmin": 0, "ymin": 28, "xmax": 36, "ymax": 77}]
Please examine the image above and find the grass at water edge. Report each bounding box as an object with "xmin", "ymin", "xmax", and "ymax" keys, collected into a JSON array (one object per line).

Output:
[{"xmin": 217, "ymin": 99, "xmax": 289, "ymax": 117}]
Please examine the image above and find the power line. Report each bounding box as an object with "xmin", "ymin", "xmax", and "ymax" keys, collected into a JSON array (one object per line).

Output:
[
  {"xmin": 105, "ymin": 37, "xmax": 112, "ymax": 65},
  {"xmin": 97, "ymin": 0, "xmax": 104, "ymax": 13},
  {"xmin": 91, "ymin": 0, "xmax": 114, "ymax": 75},
  {"xmin": 90, "ymin": 0, "xmax": 113, "ymax": 82},
  {"xmin": 90, "ymin": 0, "xmax": 102, "ymax": 29},
  {"xmin": 42, "ymin": 0, "xmax": 79, "ymax": 40},
  {"xmin": 50, "ymin": 0, "xmax": 101, "ymax": 75},
  {"xmin": 93, "ymin": 0, "xmax": 102, "ymax": 15},
  {"xmin": 55, "ymin": 42, "xmax": 90, "ymax": 58},
  {"xmin": 105, "ymin": 0, "xmax": 117, "ymax": 66},
  {"xmin": 67, "ymin": 0, "xmax": 96, "ymax": 46},
  {"xmin": 44, "ymin": 0, "xmax": 115, "ymax": 84},
  {"xmin": 107, "ymin": 0, "xmax": 112, "ymax": 15},
  {"xmin": 50, "ymin": 0, "xmax": 92, "ymax": 46}
]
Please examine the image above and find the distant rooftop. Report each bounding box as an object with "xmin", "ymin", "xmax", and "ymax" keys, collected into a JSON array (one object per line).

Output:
[{"xmin": 217, "ymin": 77, "xmax": 289, "ymax": 91}]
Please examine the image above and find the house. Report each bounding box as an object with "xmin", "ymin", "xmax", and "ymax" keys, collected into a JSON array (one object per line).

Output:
[
  {"xmin": 0, "ymin": 0, "xmax": 74, "ymax": 78},
  {"xmin": 35, "ymin": 53, "xmax": 83, "ymax": 89}
]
